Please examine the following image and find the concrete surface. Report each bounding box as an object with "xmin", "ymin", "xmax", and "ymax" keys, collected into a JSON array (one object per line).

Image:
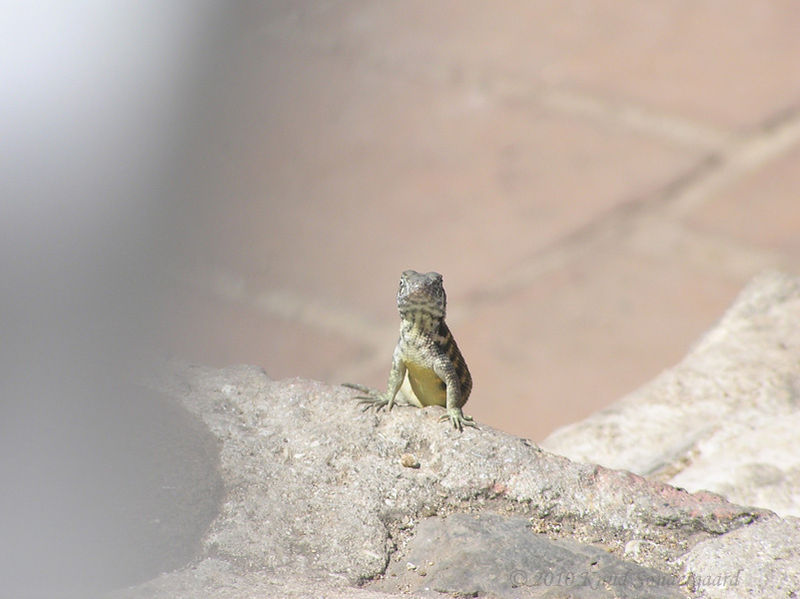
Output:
[{"xmin": 166, "ymin": 2, "xmax": 800, "ymax": 439}]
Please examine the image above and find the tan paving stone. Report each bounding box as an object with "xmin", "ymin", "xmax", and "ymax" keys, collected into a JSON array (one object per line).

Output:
[
  {"xmin": 278, "ymin": 0, "xmax": 800, "ymax": 130},
  {"xmin": 685, "ymin": 144, "xmax": 800, "ymax": 267},
  {"xmin": 165, "ymin": 288, "xmax": 368, "ymax": 382},
  {"xmin": 539, "ymin": 1, "xmax": 800, "ymax": 129}
]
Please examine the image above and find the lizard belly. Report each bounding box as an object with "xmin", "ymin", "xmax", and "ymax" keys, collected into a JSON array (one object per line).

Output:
[{"xmin": 405, "ymin": 362, "xmax": 446, "ymax": 407}]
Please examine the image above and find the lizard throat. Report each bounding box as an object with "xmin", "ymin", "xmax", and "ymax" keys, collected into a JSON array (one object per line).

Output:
[{"xmin": 401, "ymin": 310, "xmax": 442, "ymax": 334}]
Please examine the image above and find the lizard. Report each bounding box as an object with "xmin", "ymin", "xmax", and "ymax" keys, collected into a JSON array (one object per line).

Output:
[{"xmin": 344, "ymin": 269, "xmax": 476, "ymax": 431}]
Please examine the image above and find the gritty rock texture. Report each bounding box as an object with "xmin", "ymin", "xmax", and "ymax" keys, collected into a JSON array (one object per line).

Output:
[
  {"xmin": 109, "ymin": 356, "xmax": 797, "ymax": 599},
  {"xmin": 377, "ymin": 513, "xmax": 682, "ymax": 598},
  {"xmin": 542, "ymin": 271, "xmax": 800, "ymax": 518},
  {"xmin": 681, "ymin": 517, "xmax": 800, "ymax": 599}
]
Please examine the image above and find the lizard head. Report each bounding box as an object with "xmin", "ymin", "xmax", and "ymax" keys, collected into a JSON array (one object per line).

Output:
[{"xmin": 397, "ymin": 270, "xmax": 446, "ymax": 320}]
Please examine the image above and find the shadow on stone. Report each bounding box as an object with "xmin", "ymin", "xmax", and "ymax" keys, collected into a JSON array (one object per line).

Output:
[{"xmin": 0, "ymin": 383, "xmax": 224, "ymax": 598}]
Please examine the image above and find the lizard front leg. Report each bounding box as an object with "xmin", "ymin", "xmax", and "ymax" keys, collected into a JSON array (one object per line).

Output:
[
  {"xmin": 434, "ymin": 360, "xmax": 477, "ymax": 432},
  {"xmin": 344, "ymin": 346, "xmax": 406, "ymax": 412}
]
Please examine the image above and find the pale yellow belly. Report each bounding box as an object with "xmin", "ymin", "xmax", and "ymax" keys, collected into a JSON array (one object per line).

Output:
[{"xmin": 405, "ymin": 362, "xmax": 446, "ymax": 407}]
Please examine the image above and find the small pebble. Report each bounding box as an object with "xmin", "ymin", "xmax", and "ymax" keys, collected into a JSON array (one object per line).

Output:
[{"xmin": 400, "ymin": 453, "xmax": 420, "ymax": 468}]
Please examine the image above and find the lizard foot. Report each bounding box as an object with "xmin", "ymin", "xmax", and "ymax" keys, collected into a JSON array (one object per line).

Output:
[
  {"xmin": 439, "ymin": 408, "xmax": 478, "ymax": 432},
  {"xmin": 342, "ymin": 383, "xmax": 393, "ymax": 412}
]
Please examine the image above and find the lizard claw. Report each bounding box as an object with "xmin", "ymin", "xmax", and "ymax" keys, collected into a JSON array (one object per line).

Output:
[
  {"xmin": 439, "ymin": 408, "xmax": 477, "ymax": 432},
  {"xmin": 343, "ymin": 383, "xmax": 394, "ymax": 412},
  {"xmin": 357, "ymin": 396, "xmax": 391, "ymax": 412}
]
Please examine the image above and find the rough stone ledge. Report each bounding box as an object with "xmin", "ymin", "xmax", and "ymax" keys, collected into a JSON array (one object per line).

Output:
[{"xmin": 108, "ymin": 367, "xmax": 785, "ymax": 599}]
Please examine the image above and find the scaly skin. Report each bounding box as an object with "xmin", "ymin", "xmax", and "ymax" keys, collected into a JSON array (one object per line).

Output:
[{"xmin": 344, "ymin": 270, "xmax": 476, "ymax": 432}]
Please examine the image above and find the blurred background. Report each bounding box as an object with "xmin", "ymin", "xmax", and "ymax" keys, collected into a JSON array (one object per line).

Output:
[
  {"xmin": 2, "ymin": 1, "xmax": 800, "ymax": 595},
  {"xmin": 166, "ymin": 1, "xmax": 800, "ymax": 440}
]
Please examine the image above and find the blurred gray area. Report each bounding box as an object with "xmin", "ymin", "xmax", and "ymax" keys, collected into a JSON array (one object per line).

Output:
[{"xmin": 0, "ymin": 3, "xmax": 231, "ymax": 596}]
